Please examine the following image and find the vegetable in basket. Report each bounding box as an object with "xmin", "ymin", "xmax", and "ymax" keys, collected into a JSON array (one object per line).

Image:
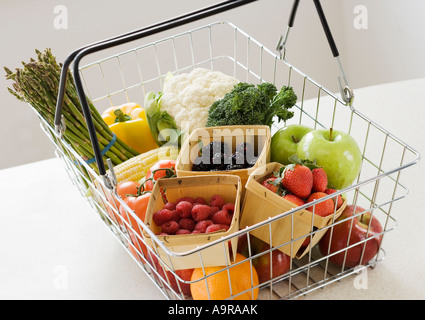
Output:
[
  {"xmin": 144, "ymin": 68, "xmax": 239, "ymax": 146},
  {"xmin": 102, "ymin": 102, "xmax": 158, "ymax": 154},
  {"xmin": 206, "ymin": 82, "xmax": 297, "ymax": 127},
  {"xmin": 4, "ymin": 49, "xmax": 140, "ymax": 174}
]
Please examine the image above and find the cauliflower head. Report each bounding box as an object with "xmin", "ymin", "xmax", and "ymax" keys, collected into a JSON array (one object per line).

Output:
[{"xmin": 159, "ymin": 68, "xmax": 239, "ymax": 132}]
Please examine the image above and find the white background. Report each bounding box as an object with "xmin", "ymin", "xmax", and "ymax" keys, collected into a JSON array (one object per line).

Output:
[{"xmin": 1, "ymin": 0, "xmax": 424, "ymax": 170}]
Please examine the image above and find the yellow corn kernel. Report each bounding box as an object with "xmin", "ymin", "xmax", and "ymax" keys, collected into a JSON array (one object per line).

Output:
[{"xmin": 112, "ymin": 145, "xmax": 179, "ymax": 183}]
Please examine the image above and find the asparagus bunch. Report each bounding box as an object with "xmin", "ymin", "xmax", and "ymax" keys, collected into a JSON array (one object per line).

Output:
[{"xmin": 5, "ymin": 48, "xmax": 140, "ymax": 174}]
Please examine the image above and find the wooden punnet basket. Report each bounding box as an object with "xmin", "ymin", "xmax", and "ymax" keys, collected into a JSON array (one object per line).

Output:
[
  {"xmin": 143, "ymin": 174, "xmax": 242, "ymax": 270},
  {"xmin": 175, "ymin": 125, "xmax": 271, "ymax": 198},
  {"xmin": 240, "ymin": 162, "xmax": 347, "ymax": 259}
]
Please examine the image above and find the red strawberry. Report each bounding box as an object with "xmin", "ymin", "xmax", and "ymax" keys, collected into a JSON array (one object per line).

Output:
[
  {"xmin": 312, "ymin": 168, "xmax": 328, "ymax": 192},
  {"xmin": 281, "ymin": 164, "xmax": 313, "ymax": 199},
  {"xmin": 306, "ymin": 192, "xmax": 335, "ymax": 217},
  {"xmin": 324, "ymin": 188, "xmax": 343, "ymax": 208},
  {"xmin": 283, "ymin": 194, "xmax": 305, "ymax": 207},
  {"xmin": 261, "ymin": 177, "xmax": 280, "ymax": 194}
]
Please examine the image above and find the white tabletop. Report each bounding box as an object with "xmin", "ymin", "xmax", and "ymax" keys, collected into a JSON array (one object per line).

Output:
[{"xmin": 1, "ymin": 78, "xmax": 424, "ymax": 300}]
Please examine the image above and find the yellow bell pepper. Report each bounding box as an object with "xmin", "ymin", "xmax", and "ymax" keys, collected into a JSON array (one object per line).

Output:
[{"xmin": 102, "ymin": 102, "xmax": 158, "ymax": 154}]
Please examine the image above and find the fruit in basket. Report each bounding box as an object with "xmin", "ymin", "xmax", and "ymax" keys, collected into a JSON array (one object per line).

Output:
[
  {"xmin": 237, "ymin": 234, "xmax": 291, "ymax": 284},
  {"xmin": 306, "ymin": 192, "xmax": 336, "ymax": 217},
  {"xmin": 192, "ymin": 141, "xmax": 258, "ymax": 172},
  {"xmin": 283, "ymin": 194, "xmax": 305, "ymax": 206},
  {"xmin": 297, "ymin": 128, "xmax": 362, "ymax": 190},
  {"xmin": 119, "ymin": 190, "xmax": 151, "ymax": 232},
  {"xmin": 127, "ymin": 231, "xmax": 148, "ymax": 261},
  {"xmin": 152, "ymin": 194, "xmax": 235, "ymax": 235},
  {"xmin": 281, "ymin": 164, "xmax": 313, "ymax": 198},
  {"xmin": 262, "ymin": 177, "xmax": 280, "ymax": 194},
  {"xmin": 325, "ymin": 188, "xmax": 343, "ymax": 209},
  {"xmin": 206, "ymin": 82, "xmax": 297, "ymax": 127},
  {"xmin": 148, "ymin": 254, "xmax": 194, "ymax": 297},
  {"xmin": 144, "ymin": 68, "xmax": 240, "ymax": 146},
  {"xmin": 142, "ymin": 159, "xmax": 176, "ymax": 191},
  {"xmin": 190, "ymin": 253, "xmax": 259, "ymax": 300},
  {"xmin": 312, "ymin": 167, "xmax": 328, "ymax": 192},
  {"xmin": 318, "ymin": 205, "xmax": 383, "ymax": 268},
  {"xmin": 271, "ymin": 124, "xmax": 313, "ymax": 165},
  {"xmin": 102, "ymin": 102, "xmax": 158, "ymax": 154},
  {"xmin": 106, "ymin": 181, "xmax": 140, "ymax": 222}
]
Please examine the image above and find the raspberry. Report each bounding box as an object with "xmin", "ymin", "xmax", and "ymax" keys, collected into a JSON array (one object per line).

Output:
[
  {"xmin": 206, "ymin": 224, "xmax": 227, "ymax": 233},
  {"xmin": 211, "ymin": 206, "xmax": 220, "ymax": 215},
  {"xmin": 176, "ymin": 197, "xmax": 195, "ymax": 204},
  {"xmin": 191, "ymin": 230, "xmax": 202, "ymax": 234},
  {"xmin": 161, "ymin": 220, "xmax": 179, "ymax": 234},
  {"xmin": 194, "ymin": 197, "xmax": 207, "ymax": 205},
  {"xmin": 163, "ymin": 202, "xmax": 176, "ymax": 211},
  {"xmin": 176, "ymin": 229, "xmax": 191, "ymax": 235},
  {"xmin": 170, "ymin": 210, "xmax": 180, "ymax": 222},
  {"xmin": 176, "ymin": 201, "xmax": 193, "ymax": 218},
  {"xmin": 191, "ymin": 204, "xmax": 212, "ymax": 221},
  {"xmin": 178, "ymin": 218, "xmax": 196, "ymax": 231},
  {"xmin": 219, "ymin": 224, "xmax": 230, "ymax": 231},
  {"xmin": 152, "ymin": 209, "xmax": 173, "ymax": 226},
  {"xmin": 222, "ymin": 203, "xmax": 235, "ymax": 214},
  {"xmin": 209, "ymin": 194, "xmax": 225, "ymax": 208},
  {"xmin": 194, "ymin": 219, "xmax": 213, "ymax": 233},
  {"xmin": 211, "ymin": 210, "xmax": 233, "ymax": 225}
]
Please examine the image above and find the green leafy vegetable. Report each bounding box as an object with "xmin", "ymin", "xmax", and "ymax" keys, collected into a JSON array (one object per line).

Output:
[
  {"xmin": 144, "ymin": 91, "xmax": 181, "ymax": 147},
  {"xmin": 206, "ymin": 82, "xmax": 297, "ymax": 127}
]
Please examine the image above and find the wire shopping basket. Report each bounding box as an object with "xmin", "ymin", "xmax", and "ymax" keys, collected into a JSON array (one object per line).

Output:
[{"xmin": 32, "ymin": 0, "xmax": 420, "ymax": 300}]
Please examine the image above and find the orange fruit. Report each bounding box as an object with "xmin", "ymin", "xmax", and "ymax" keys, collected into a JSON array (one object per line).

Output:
[{"xmin": 190, "ymin": 253, "xmax": 259, "ymax": 300}]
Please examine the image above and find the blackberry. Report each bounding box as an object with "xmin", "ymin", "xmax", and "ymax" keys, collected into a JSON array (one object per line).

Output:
[
  {"xmin": 211, "ymin": 152, "xmax": 228, "ymax": 170},
  {"xmin": 202, "ymin": 141, "xmax": 230, "ymax": 160},
  {"xmin": 225, "ymin": 163, "xmax": 244, "ymax": 171},
  {"xmin": 192, "ymin": 156, "xmax": 212, "ymax": 171},
  {"xmin": 236, "ymin": 142, "xmax": 256, "ymax": 157},
  {"xmin": 245, "ymin": 155, "xmax": 258, "ymax": 167}
]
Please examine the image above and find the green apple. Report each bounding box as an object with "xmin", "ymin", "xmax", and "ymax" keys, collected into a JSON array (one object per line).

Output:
[
  {"xmin": 297, "ymin": 128, "xmax": 362, "ymax": 189},
  {"xmin": 271, "ymin": 124, "xmax": 313, "ymax": 165}
]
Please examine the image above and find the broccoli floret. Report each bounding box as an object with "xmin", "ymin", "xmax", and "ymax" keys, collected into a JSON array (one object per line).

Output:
[{"xmin": 206, "ymin": 82, "xmax": 297, "ymax": 127}]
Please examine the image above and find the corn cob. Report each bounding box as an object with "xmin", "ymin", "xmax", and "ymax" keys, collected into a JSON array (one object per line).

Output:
[{"xmin": 112, "ymin": 145, "xmax": 179, "ymax": 183}]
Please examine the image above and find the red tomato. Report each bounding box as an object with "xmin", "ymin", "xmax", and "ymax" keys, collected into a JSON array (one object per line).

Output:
[
  {"xmin": 106, "ymin": 181, "xmax": 140, "ymax": 223},
  {"xmin": 143, "ymin": 159, "xmax": 176, "ymax": 190},
  {"xmin": 119, "ymin": 192, "xmax": 151, "ymax": 234},
  {"xmin": 128, "ymin": 229, "xmax": 148, "ymax": 261}
]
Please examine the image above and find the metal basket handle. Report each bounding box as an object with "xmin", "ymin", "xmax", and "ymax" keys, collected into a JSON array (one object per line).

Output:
[
  {"xmin": 53, "ymin": 0, "xmax": 257, "ymax": 187},
  {"xmin": 277, "ymin": 0, "xmax": 354, "ymax": 106}
]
